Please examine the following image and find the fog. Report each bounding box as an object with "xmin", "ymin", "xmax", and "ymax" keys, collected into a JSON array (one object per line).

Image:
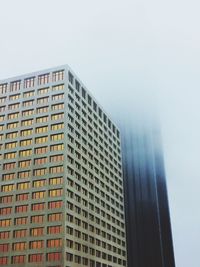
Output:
[{"xmin": 1, "ymin": 1, "xmax": 200, "ymax": 266}]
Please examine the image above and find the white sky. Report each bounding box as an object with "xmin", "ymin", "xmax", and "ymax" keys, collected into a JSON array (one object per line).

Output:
[{"xmin": 1, "ymin": 1, "xmax": 200, "ymax": 266}]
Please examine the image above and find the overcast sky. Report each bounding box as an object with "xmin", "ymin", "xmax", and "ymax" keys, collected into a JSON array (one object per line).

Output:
[{"xmin": 1, "ymin": 1, "xmax": 200, "ymax": 266}]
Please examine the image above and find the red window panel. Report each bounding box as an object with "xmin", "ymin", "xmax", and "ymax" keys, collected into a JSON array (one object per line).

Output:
[
  {"xmin": 48, "ymin": 213, "xmax": 62, "ymax": 222},
  {"xmin": 0, "ymin": 244, "xmax": 9, "ymax": 252},
  {"xmin": 15, "ymin": 217, "xmax": 28, "ymax": 225},
  {"xmin": 12, "ymin": 255, "xmax": 25, "ymax": 264},
  {"xmin": 31, "ymin": 215, "xmax": 44, "ymax": 223},
  {"xmin": 47, "ymin": 252, "xmax": 61, "ymax": 262},
  {"xmin": 16, "ymin": 193, "xmax": 29, "ymax": 201},
  {"xmin": 47, "ymin": 225, "xmax": 62, "ymax": 234},
  {"xmin": 0, "ymin": 257, "xmax": 8, "ymax": 265},
  {"xmin": 29, "ymin": 253, "xmax": 43, "ymax": 262},
  {"xmin": 0, "ymin": 195, "xmax": 13, "ymax": 203},
  {"xmin": 0, "ymin": 207, "xmax": 12, "ymax": 215},
  {"xmin": 15, "ymin": 205, "xmax": 28, "ymax": 213},
  {"xmin": 47, "ymin": 239, "xmax": 62, "ymax": 248},
  {"xmin": 13, "ymin": 229, "xmax": 27, "ymax": 238},
  {"xmin": 31, "ymin": 203, "xmax": 45, "ymax": 211},
  {"xmin": 48, "ymin": 201, "xmax": 63, "ymax": 209},
  {"xmin": 0, "ymin": 231, "xmax": 10, "ymax": 239}
]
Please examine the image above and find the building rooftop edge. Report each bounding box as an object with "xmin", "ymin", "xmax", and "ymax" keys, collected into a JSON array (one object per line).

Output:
[{"xmin": 0, "ymin": 64, "xmax": 121, "ymax": 135}]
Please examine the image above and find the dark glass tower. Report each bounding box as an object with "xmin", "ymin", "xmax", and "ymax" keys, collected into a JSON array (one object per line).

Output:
[{"xmin": 120, "ymin": 117, "xmax": 175, "ymax": 267}]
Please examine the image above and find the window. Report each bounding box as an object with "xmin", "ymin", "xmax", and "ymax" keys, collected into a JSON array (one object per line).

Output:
[
  {"xmin": 48, "ymin": 200, "xmax": 63, "ymax": 209},
  {"xmin": 16, "ymin": 193, "xmax": 29, "ymax": 201},
  {"xmin": 10, "ymin": 80, "xmax": 21, "ymax": 91},
  {"xmin": 30, "ymin": 241, "xmax": 44, "ymax": 249},
  {"xmin": 51, "ymin": 113, "xmax": 64, "ymax": 120},
  {"xmin": 51, "ymin": 133, "xmax": 64, "ymax": 141},
  {"xmin": 35, "ymin": 146, "xmax": 48, "ymax": 154},
  {"xmin": 21, "ymin": 119, "xmax": 33, "ymax": 126},
  {"xmin": 17, "ymin": 182, "xmax": 30, "ymax": 190},
  {"xmin": 31, "ymin": 215, "xmax": 44, "ymax": 223},
  {"xmin": 24, "ymin": 77, "xmax": 35, "ymax": 88},
  {"xmin": 19, "ymin": 160, "xmax": 31, "ymax": 168},
  {"xmin": 0, "ymin": 219, "xmax": 11, "ymax": 227},
  {"xmin": 48, "ymin": 213, "xmax": 62, "ymax": 222},
  {"xmin": 50, "ymin": 166, "xmax": 64, "ymax": 174},
  {"xmin": 13, "ymin": 229, "xmax": 27, "ymax": 238},
  {"xmin": 68, "ymin": 72, "xmax": 74, "ymax": 84},
  {"xmin": 50, "ymin": 154, "xmax": 64, "ymax": 162},
  {"xmin": 15, "ymin": 205, "xmax": 28, "ymax": 213},
  {"xmin": 49, "ymin": 189, "xmax": 63, "ymax": 197},
  {"xmin": 1, "ymin": 184, "xmax": 15, "ymax": 192},
  {"xmin": 23, "ymin": 90, "xmax": 34, "ymax": 97},
  {"xmin": 0, "ymin": 83, "xmax": 7, "ymax": 93},
  {"xmin": 37, "ymin": 97, "xmax": 49, "ymax": 104},
  {"xmin": 36, "ymin": 126, "xmax": 48, "ymax": 133},
  {"xmin": 4, "ymin": 152, "xmax": 16, "ymax": 159},
  {"xmin": 18, "ymin": 171, "xmax": 30, "ymax": 179},
  {"xmin": 29, "ymin": 254, "xmax": 43, "ymax": 262},
  {"xmin": 21, "ymin": 129, "xmax": 33, "ymax": 136},
  {"xmin": 52, "ymin": 84, "xmax": 64, "ymax": 91},
  {"xmin": 12, "ymin": 255, "xmax": 25, "ymax": 264},
  {"xmin": 52, "ymin": 93, "xmax": 64, "ymax": 100},
  {"xmin": 36, "ymin": 116, "xmax": 48, "ymax": 123},
  {"xmin": 7, "ymin": 122, "xmax": 19, "ymax": 129},
  {"xmin": 35, "ymin": 136, "xmax": 48, "ymax": 144},
  {"xmin": 0, "ymin": 207, "xmax": 12, "ymax": 215},
  {"xmin": 0, "ymin": 231, "xmax": 10, "ymax": 239},
  {"xmin": 47, "ymin": 252, "xmax": 61, "ymax": 262},
  {"xmin": 8, "ymin": 103, "xmax": 20, "ymax": 110},
  {"xmin": 52, "ymin": 70, "xmax": 64, "ymax": 81},
  {"xmin": 0, "ymin": 115, "xmax": 5, "ymax": 121},
  {"xmin": 47, "ymin": 225, "xmax": 61, "ymax": 234},
  {"xmin": 38, "ymin": 87, "xmax": 49, "ymax": 94},
  {"xmin": 66, "ymin": 253, "xmax": 73, "ymax": 262},
  {"xmin": 0, "ymin": 195, "xmax": 13, "ymax": 203},
  {"xmin": 33, "ymin": 168, "xmax": 46, "ymax": 176},
  {"xmin": 0, "ymin": 257, "xmax": 8, "ymax": 265},
  {"xmin": 51, "ymin": 103, "xmax": 64, "ymax": 110},
  {"xmin": 50, "ymin": 143, "xmax": 64, "ymax": 151},
  {"xmin": 0, "ymin": 134, "xmax": 3, "ymax": 140},
  {"xmin": 30, "ymin": 227, "xmax": 44, "ymax": 236},
  {"xmin": 38, "ymin": 73, "xmax": 50, "ymax": 85},
  {"xmin": 32, "ymin": 191, "xmax": 45, "ymax": 199},
  {"xmin": 51, "ymin": 123, "xmax": 64, "ymax": 130},
  {"xmin": 6, "ymin": 131, "xmax": 18, "ymax": 138},
  {"xmin": 19, "ymin": 149, "xmax": 32, "ymax": 157},
  {"xmin": 23, "ymin": 100, "xmax": 34, "ymax": 107},
  {"xmin": 47, "ymin": 239, "xmax": 62, "ymax": 248},
  {"xmin": 49, "ymin": 177, "xmax": 63, "ymax": 185},
  {"xmin": 37, "ymin": 106, "xmax": 48, "ymax": 113},
  {"xmin": 93, "ymin": 101, "xmax": 97, "ymax": 112},
  {"xmin": 31, "ymin": 203, "xmax": 45, "ymax": 211},
  {"xmin": 8, "ymin": 112, "xmax": 19, "ymax": 119},
  {"xmin": 22, "ymin": 109, "xmax": 34, "ymax": 116},
  {"xmin": 82, "ymin": 87, "xmax": 86, "ymax": 99},
  {"xmin": 20, "ymin": 139, "xmax": 32, "ymax": 146},
  {"xmin": 13, "ymin": 242, "xmax": 26, "ymax": 251},
  {"xmin": 14, "ymin": 218, "xmax": 27, "ymax": 226},
  {"xmin": 33, "ymin": 179, "xmax": 46, "ymax": 187},
  {"xmin": 34, "ymin": 157, "xmax": 47, "ymax": 165},
  {"xmin": 0, "ymin": 97, "xmax": 6, "ymax": 104}
]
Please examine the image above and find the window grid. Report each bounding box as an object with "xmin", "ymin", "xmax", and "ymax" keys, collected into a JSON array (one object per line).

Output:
[{"xmin": 0, "ymin": 66, "xmax": 126, "ymax": 267}]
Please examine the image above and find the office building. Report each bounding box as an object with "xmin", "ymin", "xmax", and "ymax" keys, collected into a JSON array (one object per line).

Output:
[
  {"xmin": 120, "ymin": 118, "xmax": 175, "ymax": 267},
  {"xmin": 0, "ymin": 65, "xmax": 127, "ymax": 267}
]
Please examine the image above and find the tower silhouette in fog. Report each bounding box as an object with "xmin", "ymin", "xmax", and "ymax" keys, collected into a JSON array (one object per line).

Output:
[{"xmin": 120, "ymin": 117, "xmax": 175, "ymax": 267}]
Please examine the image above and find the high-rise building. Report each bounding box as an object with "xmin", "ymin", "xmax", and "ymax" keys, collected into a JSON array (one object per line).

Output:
[
  {"xmin": 120, "ymin": 117, "xmax": 175, "ymax": 267},
  {"xmin": 0, "ymin": 65, "xmax": 127, "ymax": 267}
]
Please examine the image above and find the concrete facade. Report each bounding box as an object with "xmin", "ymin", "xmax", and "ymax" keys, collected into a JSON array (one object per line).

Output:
[{"xmin": 0, "ymin": 65, "xmax": 127, "ymax": 267}]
